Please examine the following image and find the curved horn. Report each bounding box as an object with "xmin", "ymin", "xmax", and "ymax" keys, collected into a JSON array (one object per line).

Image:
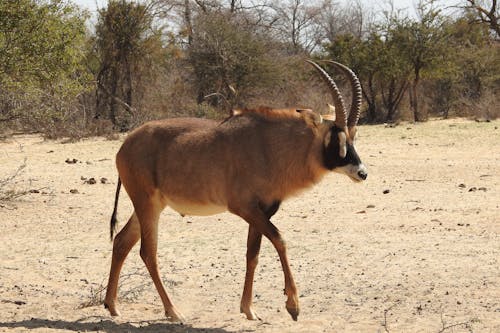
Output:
[
  {"xmin": 306, "ymin": 60, "xmax": 347, "ymax": 129},
  {"xmin": 323, "ymin": 61, "xmax": 362, "ymax": 128}
]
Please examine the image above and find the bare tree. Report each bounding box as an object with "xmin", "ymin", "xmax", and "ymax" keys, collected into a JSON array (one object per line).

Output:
[
  {"xmin": 160, "ymin": 0, "xmax": 277, "ymax": 46},
  {"xmin": 464, "ymin": 0, "xmax": 499, "ymax": 38},
  {"xmin": 271, "ymin": 0, "xmax": 324, "ymax": 54},
  {"xmin": 316, "ymin": 0, "xmax": 367, "ymax": 45}
]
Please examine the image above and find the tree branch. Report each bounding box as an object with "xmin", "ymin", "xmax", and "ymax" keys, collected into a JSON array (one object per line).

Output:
[{"xmin": 96, "ymin": 81, "xmax": 135, "ymax": 116}]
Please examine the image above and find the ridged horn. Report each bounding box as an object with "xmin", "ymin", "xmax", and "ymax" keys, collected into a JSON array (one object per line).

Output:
[
  {"xmin": 323, "ymin": 61, "xmax": 362, "ymax": 128},
  {"xmin": 306, "ymin": 60, "xmax": 347, "ymax": 129}
]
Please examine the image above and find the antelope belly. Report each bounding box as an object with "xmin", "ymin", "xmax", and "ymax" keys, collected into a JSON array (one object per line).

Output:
[{"xmin": 166, "ymin": 199, "xmax": 227, "ymax": 216}]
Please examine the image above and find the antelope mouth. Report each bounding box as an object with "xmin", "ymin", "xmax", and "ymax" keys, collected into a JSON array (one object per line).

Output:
[
  {"xmin": 349, "ymin": 175, "xmax": 364, "ymax": 183},
  {"xmin": 335, "ymin": 164, "xmax": 367, "ymax": 182}
]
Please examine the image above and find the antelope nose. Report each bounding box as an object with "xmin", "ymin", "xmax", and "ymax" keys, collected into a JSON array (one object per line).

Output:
[{"xmin": 358, "ymin": 170, "xmax": 367, "ymax": 180}]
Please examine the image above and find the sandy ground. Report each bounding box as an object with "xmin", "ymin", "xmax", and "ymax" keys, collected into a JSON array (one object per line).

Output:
[{"xmin": 0, "ymin": 119, "xmax": 498, "ymax": 333}]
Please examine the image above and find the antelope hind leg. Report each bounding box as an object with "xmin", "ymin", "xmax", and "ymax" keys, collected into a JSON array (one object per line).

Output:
[
  {"xmin": 104, "ymin": 212, "xmax": 140, "ymax": 316},
  {"xmin": 136, "ymin": 202, "xmax": 185, "ymax": 322}
]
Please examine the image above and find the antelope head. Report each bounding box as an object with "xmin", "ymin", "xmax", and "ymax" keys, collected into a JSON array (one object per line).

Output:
[{"xmin": 307, "ymin": 60, "xmax": 368, "ymax": 182}]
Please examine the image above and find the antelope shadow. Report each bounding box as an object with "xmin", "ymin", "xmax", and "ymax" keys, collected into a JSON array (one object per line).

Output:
[{"xmin": 0, "ymin": 317, "xmax": 232, "ymax": 333}]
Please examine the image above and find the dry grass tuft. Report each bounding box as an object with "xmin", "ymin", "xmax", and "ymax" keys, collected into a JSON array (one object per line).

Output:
[{"xmin": 0, "ymin": 159, "xmax": 28, "ymax": 205}]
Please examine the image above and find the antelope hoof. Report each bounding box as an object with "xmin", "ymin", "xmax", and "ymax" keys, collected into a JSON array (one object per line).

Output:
[
  {"xmin": 240, "ymin": 305, "xmax": 261, "ymax": 321},
  {"xmin": 165, "ymin": 308, "xmax": 185, "ymax": 323},
  {"xmin": 104, "ymin": 302, "xmax": 121, "ymax": 317},
  {"xmin": 286, "ymin": 295, "xmax": 299, "ymax": 321},
  {"xmin": 286, "ymin": 306, "xmax": 299, "ymax": 321}
]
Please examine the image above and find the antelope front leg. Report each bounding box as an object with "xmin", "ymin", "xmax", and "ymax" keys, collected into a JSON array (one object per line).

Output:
[
  {"xmin": 240, "ymin": 226, "xmax": 262, "ymax": 320},
  {"xmin": 273, "ymin": 235, "xmax": 299, "ymax": 320},
  {"xmin": 232, "ymin": 203, "xmax": 299, "ymax": 321}
]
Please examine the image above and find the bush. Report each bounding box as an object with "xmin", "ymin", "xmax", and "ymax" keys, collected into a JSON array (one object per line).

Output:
[{"xmin": 0, "ymin": 0, "xmax": 91, "ymax": 134}]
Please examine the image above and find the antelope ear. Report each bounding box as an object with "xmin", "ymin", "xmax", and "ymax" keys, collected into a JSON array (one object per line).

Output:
[
  {"xmin": 327, "ymin": 103, "xmax": 336, "ymax": 114},
  {"xmin": 297, "ymin": 108, "xmax": 323, "ymax": 127},
  {"xmin": 348, "ymin": 126, "xmax": 357, "ymax": 140},
  {"xmin": 338, "ymin": 131, "xmax": 347, "ymax": 158},
  {"xmin": 321, "ymin": 104, "xmax": 336, "ymax": 122},
  {"xmin": 321, "ymin": 114, "xmax": 335, "ymax": 122}
]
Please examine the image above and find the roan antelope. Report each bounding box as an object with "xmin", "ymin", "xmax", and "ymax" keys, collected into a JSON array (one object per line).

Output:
[{"xmin": 104, "ymin": 60, "xmax": 367, "ymax": 322}]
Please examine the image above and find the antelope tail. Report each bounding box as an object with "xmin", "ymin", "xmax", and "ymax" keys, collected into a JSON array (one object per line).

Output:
[{"xmin": 110, "ymin": 177, "xmax": 121, "ymax": 241}]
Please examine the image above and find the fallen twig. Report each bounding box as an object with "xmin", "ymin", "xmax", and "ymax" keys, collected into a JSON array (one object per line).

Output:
[
  {"xmin": 439, "ymin": 310, "xmax": 477, "ymax": 333},
  {"xmin": 382, "ymin": 300, "xmax": 401, "ymax": 333}
]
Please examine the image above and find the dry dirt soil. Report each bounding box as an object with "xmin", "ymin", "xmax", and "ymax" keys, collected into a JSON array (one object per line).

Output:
[{"xmin": 0, "ymin": 119, "xmax": 499, "ymax": 333}]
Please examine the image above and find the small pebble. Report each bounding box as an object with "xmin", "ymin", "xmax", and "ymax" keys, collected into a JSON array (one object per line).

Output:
[{"xmin": 85, "ymin": 178, "xmax": 96, "ymax": 185}]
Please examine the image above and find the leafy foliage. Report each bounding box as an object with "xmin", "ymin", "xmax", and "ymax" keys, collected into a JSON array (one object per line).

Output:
[
  {"xmin": 324, "ymin": 0, "xmax": 498, "ymax": 122},
  {"xmin": 93, "ymin": 0, "xmax": 166, "ymax": 130},
  {"xmin": 1, "ymin": 0, "xmax": 499, "ymax": 137},
  {"xmin": 0, "ymin": 0, "xmax": 89, "ymax": 128},
  {"xmin": 188, "ymin": 11, "xmax": 283, "ymax": 111}
]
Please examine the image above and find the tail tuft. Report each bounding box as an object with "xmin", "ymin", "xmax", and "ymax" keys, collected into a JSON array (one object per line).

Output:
[{"xmin": 110, "ymin": 178, "xmax": 121, "ymax": 241}]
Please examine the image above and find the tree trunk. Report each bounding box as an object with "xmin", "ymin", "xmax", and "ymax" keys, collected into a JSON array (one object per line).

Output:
[
  {"xmin": 125, "ymin": 59, "xmax": 133, "ymax": 108},
  {"xmin": 366, "ymin": 102, "xmax": 376, "ymax": 122},
  {"xmin": 362, "ymin": 75, "xmax": 378, "ymax": 122},
  {"xmin": 382, "ymin": 79, "xmax": 394, "ymax": 122},
  {"xmin": 410, "ymin": 67, "xmax": 421, "ymax": 122},
  {"xmin": 410, "ymin": 81, "xmax": 420, "ymax": 122},
  {"xmin": 384, "ymin": 78, "xmax": 408, "ymax": 122},
  {"xmin": 95, "ymin": 67, "xmax": 108, "ymax": 120},
  {"xmin": 109, "ymin": 66, "xmax": 119, "ymax": 126},
  {"xmin": 184, "ymin": 0, "xmax": 193, "ymax": 45}
]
